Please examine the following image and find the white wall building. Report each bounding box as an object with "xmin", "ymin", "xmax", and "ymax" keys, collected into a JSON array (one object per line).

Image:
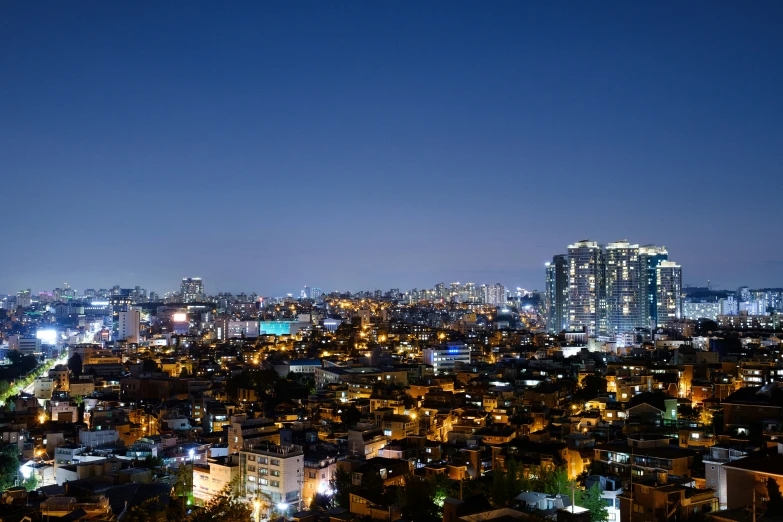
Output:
[
  {"xmin": 34, "ymin": 377, "xmax": 54, "ymax": 400},
  {"xmin": 118, "ymin": 309, "xmax": 141, "ymax": 342},
  {"xmin": 79, "ymin": 429, "xmax": 119, "ymax": 448},
  {"xmin": 683, "ymin": 301, "xmax": 721, "ymax": 320},
  {"xmin": 289, "ymin": 360, "xmax": 322, "ymax": 374},
  {"xmin": 194, "ymin": 457, "xmax": 240, "ymax": 503},
  {"xmin": 423, "ymin": 343, "xmax": 471, "ymax": 374},
  {"xmin": 9, "ymin": 336, "xmax": 42, "ymax": 354},
  {"xmin": 240, "ymin": 444, "xmax": 304, "ymax": 506}
]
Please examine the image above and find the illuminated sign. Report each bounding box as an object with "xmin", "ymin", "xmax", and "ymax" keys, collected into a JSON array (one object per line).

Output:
[
  {"xmin": 173, "ymin": 313, "xmax": 188, "ymax": 322},
  {"xmin": 90, "ymin": 301, "xmax": 109, "ymax": 307}
]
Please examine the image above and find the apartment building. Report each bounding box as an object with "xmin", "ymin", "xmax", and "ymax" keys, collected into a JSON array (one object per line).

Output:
[
  {"xmin": 193, "ymin": 456, "xmax": 240, "ymax": 504},
  {"xmin": 240, "ymin": 444, "xmax": 304, "ymax": 506}
]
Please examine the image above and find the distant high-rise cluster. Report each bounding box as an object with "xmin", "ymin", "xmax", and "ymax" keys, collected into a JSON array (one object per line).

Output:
[
  {"xmin": 301, "ymin": 286, "xmax": 324, "ymax": 300},
  {"xmin": 404, "ymin": 282, "xmax": 507, "ymax": 305},
  {"xmin": 482, "ymin": 283, "xmax": 507, "ymax": 306},
  {"xmin": 545, "ymin": 240, "xmax": 682, "ymax": 336},
  {"xmin": 180, "ymin": 277, "xmax": 205, "ymax": 303}
]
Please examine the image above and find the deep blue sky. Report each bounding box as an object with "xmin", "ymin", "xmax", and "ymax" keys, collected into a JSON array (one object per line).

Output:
[{"xmin": 2, "ymin": 2, "xmax": 782, "ymax": 296}]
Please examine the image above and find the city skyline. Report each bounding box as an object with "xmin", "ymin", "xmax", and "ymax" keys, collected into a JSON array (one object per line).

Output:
[
  {"xmin": 2, "ymin": 3, "xmax": 782, "ymax": 295},
  {"xmin": 2, "ymin": 242, "xmax": 783, "ymax": 299}
]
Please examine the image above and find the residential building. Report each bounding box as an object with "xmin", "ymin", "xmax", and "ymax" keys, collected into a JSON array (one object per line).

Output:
[
  {"xmin": 656, "ymin": 261, "xmax": 682, "ymax": 326},
  {"xmin": 378, "ymin": 414, "xmax": 418, "ymax": 439},
  {"xmin": 721, "ymin": 450, "xmax": 783, "ymax": 510},
  {"xmin": 594, "ymin": 437, "xmax": 696, "ymax": 479},
  {"xmin": 303, "ymin": 452, "xmax": 338, "ymax": 507},
  {"xmin": 118, "ymin": 309, "xmax": 141, "ymax": 342},
  {"xmin": 181, "ymin": 277, "xmax": 205, "ymax": 303},
  {"xmin": 682, "ymin": 301, "xmax": 720, "ymax": 321},
  {"xmin": 483, "ymin": 283, "xmax": 506, "ymax": 306},
  {"xmin": 545, "ymin": 254, "xmax": 569, "ymax": 333},
  {"xmin": 240, "ymin": 444, "xmax": 304, "ymax": 506},
  {"xmin": 347, "ymin": 426, "xmax": 387, "ymax": 459},
  {"xmin": 618, "ymin": 477, "xmax": 718, "ymax": 522},
  {"xmin": 639, "ymin": 245, "xmax": 668, "ymax": 327},
  {"xmin": 193, "ymin": 456, "xmax": 240, "ymax": 504},
  {"xmin": 567, "ymin": 240, "xmax": 605, "ymax": 336},
  {"xmin": 703, "ymin": 444, "xmax": 758, "ymax": 510},
  {"xmin": 605, "ymin": 241, "xmax": 642, "ymax": 336},
  {"xmin": 423, "ymin": 343, "xmax": 471, "ymax": 374}
]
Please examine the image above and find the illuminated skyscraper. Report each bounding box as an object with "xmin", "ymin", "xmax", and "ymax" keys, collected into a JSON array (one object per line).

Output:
[
  {"xmin": 639, "ymin": 245, "xmax": 669, "ymax": 327},
  {"xmin": 567, "ymin": 240, "xmax": 605, "ymax": 336},
  {"xmin": 656, "ymin": 261, "xmax": 682, "ymax": 326},
  {"xmin": 545, "ymin": 254, "xmax": 569, "ymax": 332},
  {"xmin": 605, "ymin": 241, "xmax": 642, "ymax": 335},
  {"xmin": 181, "ymin": 277, "xmax": 205, "ymax": 303},
  {"xmin": 552, "ymin": 240, "xmax": 684, "ymax": 337}
]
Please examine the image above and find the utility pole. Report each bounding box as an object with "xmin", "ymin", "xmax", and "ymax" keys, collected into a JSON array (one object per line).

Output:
[
  {"xmin": 571, "ymin": 480, "xmax": 576, "ymax": 511},
  {"xmin": 629, "ymin": 446, "xmax": 634, "ymax": 522}
]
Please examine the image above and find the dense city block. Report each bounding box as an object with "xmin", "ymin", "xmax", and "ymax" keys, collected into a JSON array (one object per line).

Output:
[{"xmin": 1, "ymin": 267, "xmax": 782, "ymax": 522}]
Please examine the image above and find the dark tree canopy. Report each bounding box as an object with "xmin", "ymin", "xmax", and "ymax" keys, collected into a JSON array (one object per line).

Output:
[
  {"xmin": 68, "ymin": 352, "xmax": 83, "ymax": 378},
  {"xmin": 768, "ymin": 477, "xmax": 783, "ymax": 512}
]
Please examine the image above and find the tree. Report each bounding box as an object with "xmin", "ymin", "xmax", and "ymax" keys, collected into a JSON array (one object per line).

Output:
[
  {"xmin": 430, "ymin": 473, "xmax": 455, "ymax": 518},
  {"xmin": 330, "ymin": 466, "xmax": 353, "ymax": 508},
  {"xmin": 0, "ymin": 444, "xmax": 21, "ymax": 491},
  {"xmin": 399, "ymin": 472, "xmax": 435, "ymax": 519},
  {"xmin": 22, "ymin": 473, "xmax": 39, "ymax": 491},
  {"xmin": 358, "ymin": 468, "xmax": 385, "ymax": 492},
  {"xmin": 678, "ymin": 404, "xmax": 699, "ymax": 421},
  {"xmin": 121, "ymin": 496, "xmax": 169, "ymax": 522},
  {"xmin": 398, "ymin": 472, "xmax": 452, "ymax": 520},
  {"xmin": 577, "ymin": 483, "xmax": 609, "ymax": 522},
  {"xmin": 173, "ymin": 463, "xmax": 194, "ymax": 504},
  {"xmin": 576, "ymin": 461, "xmax": 602, "ymax": 487},
  {"xmin": 538, "ymin": 466, "xmax": 570, "ymax": 495},
  {"xmin": 188, "ymin": 483, "xmax": 251, "ymax": 522},
  {"xmin": 68, "ymin": 353, "xmax": 83, "ymax": 378},
  {"xmin": 140, "ymin": 455, "xmax": 164, "ymax": 468},
  {"xmin": 310, "ymin": 493, "xmax": 331, "ymax": 510},
  {"xmin": 142, "ymin": 359, "xmax": 161, "ymax": 373},
  {"xmin": 491, "ymin": 468, "xmax": 508, "ymax": 507},
  {"xmin": 573, "ymin": 376, "xmax": 608, "ymax": 403},
  {"xmin": 342, "ymin": 404, "xmax": 361, "ymax": 428},
  {"xmin": 767, "ymin": 477, "xmax": 783, "ymax": 513},
  {"xmin": 505, "ymin": 459, "xmax": 520, "ymax": 502}
]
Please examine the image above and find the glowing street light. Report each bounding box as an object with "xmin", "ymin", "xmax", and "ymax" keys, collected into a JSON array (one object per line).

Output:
[{"xmin": 253, "ymin": 499, "xmax": 261, "ymax": 522}]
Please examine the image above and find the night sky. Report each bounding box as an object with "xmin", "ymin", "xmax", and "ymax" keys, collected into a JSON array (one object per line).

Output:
[{"xmin": 2, "ymin": 2, "xmax": 782, "ymax": 296}]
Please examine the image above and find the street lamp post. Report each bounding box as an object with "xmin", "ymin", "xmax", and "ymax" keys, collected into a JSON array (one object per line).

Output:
[{"xmin": 253, "ymin": 499, "xmax": 261, "ymax": 522}]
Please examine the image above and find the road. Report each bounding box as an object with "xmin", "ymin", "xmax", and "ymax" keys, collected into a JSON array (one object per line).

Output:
[{"xmin": 21, "ymin": 353, "xmax": 69, "ymax": 395}]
